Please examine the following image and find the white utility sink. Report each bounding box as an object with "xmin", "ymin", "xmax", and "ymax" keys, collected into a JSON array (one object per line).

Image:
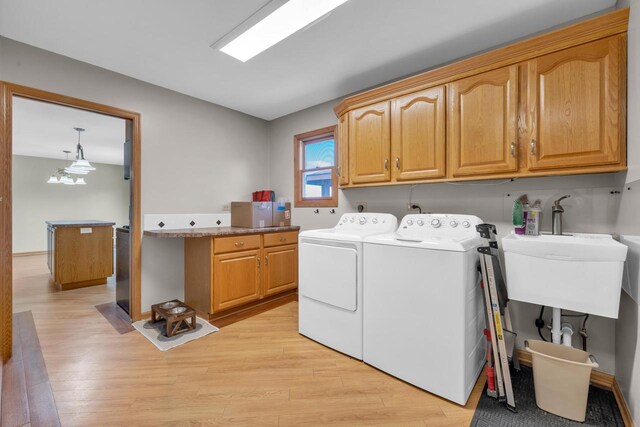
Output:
[
  {"xmin": 620, "ymin": 235, "xmax": 640, "ymax": 304},
  {"xmin": 502, "ymin": 233, "xmax": 628, "ymax": 318}
]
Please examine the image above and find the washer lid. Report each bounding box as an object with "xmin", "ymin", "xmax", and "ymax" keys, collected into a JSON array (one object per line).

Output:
[
  {"xmin": 299, "ymin": 213, "xmax": 398, "ymax": 242},
  {"xmin": 364, "ymin": 233, "xmax": 481, "ymax": 252}
]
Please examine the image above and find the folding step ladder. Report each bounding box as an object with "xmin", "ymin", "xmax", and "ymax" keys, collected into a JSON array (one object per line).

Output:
[{"xmin": 476, "ymin": 223, "xmax": 518, "ymax": 412}]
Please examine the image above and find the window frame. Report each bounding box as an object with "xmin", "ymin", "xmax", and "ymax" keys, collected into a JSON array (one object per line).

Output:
[{"xmin": 294, "ymin": 125, "xmax": 338, "ymax": 208}]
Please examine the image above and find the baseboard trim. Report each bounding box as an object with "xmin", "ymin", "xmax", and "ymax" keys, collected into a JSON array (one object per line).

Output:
[
  {"xmin": 517, "ymin": 349, "xmax": 634, "ymax": 426},
  {"xmin": 209, "ymin": 291, "xmax": 298, "ymax": 328},
  {"xmin": 613, "ymin": 378, "xmax": 636, "ymax": 427},
  {"xmin": 12, "ymin": 251, "xmax": 47, "ymax": 257}
]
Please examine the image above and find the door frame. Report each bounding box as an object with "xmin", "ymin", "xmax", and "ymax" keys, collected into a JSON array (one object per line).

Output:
[{"xmin": 0, "ymin": 81, "xmax": 143, "ymax": 362}]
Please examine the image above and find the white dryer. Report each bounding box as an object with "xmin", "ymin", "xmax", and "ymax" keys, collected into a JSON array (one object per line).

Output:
[
  {"xmin": 298, "ymin": 213, "xmax": 398, "ymax": 359},
  {"xmin": 363, "ymin": 213, "xmax": 485, "ymax": 405}
]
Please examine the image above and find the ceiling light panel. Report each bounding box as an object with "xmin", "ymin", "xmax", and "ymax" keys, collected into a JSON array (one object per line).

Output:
[{"xmin": 220, "ymin": 0, "xmax": 348, "ymax": 62}]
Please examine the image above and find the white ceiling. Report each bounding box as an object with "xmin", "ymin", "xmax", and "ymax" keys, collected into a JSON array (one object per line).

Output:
[
  {"xmin": 12, "ymin": 97, "xmax": 126, "ymax": 165},
  {"xmin": 0, "ymin": 0, "xmax": 617, "ymax": 120}
]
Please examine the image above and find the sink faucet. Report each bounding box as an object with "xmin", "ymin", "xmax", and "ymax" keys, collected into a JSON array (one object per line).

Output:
[{"xmin": 551, "ymin": 195, "xmax": 570, "ymax": 235}]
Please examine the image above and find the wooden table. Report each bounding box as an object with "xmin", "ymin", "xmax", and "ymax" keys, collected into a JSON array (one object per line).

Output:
[{"xmin": 151, "ymin": 300, "xmax": 196, "ymax": 337}]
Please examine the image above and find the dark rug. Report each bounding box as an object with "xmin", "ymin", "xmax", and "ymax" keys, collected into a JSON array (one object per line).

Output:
[{"xmin": 470, "ymin": 366, "xmax": 624, "ymax": 427}]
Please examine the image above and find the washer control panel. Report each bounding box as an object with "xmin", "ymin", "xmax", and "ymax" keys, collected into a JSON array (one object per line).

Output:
[
  {"xmin": 336, "ymin": 213, "xmax": 398, "ymax": 232},
  {"xmin": 398, "ymin": 214, "xmax": 482, "ymax": 238}
]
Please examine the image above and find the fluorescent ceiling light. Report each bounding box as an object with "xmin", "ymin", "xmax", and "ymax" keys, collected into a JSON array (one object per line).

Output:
[{"xmin": 220, "ymin": 0, "xmax": 348, "ymax": 62}]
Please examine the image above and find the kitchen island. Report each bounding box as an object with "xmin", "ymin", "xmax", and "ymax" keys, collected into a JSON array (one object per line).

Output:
[
  {"xmin": 47, "ymin": 220, "xmax": 115, "ymax": 290},
  {"xmin": 145, "ymin": 225, "xmax": 300, "ymax": 325}
]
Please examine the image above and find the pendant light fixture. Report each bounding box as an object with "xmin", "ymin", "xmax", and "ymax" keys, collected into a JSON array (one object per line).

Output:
[
  {"xmin": 65, "ymin": 127, "xmax": 96, "ymax": 175},
  {"xmin": 46, "ymin": 150, "xmax": 87, "ymax": 186}
]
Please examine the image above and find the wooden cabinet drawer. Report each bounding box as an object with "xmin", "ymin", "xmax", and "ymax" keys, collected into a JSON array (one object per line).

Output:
[
  {"xmin": 214, "ymin": 234, "xmax": 261, "ymax": 253},
  {"xmin": 264, "ymin": 231, "xmax": 298, "ymax": 247}
]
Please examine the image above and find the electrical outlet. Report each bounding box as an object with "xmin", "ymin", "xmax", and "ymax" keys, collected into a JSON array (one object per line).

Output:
[
  {"xmin": 222, "ymin": 204, "xmax": 230, "ymax": 212},
  {"xmin": 356, "ymin": 202, "xmax": 367, "ymax": 213},
  {"xmin": 407, "ymin": 203, "xmax": 422, "ymax": 212}
]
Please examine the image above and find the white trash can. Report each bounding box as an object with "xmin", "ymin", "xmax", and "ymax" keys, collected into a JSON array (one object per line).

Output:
[{"xmin": 525, "ymin": 340, "xmax": 599, "ymax": 422}]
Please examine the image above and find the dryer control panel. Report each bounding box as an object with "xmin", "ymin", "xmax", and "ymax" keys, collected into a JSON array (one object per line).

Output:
[{"xmin": 335, "ymin": 213, "xmax": 398, "ymax": 233}]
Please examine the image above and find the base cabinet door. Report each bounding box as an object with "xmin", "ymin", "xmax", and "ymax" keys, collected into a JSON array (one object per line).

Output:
[
  {"xmin": 262, "ymin": 244, "xmax": 298, "ymax": 297},
  {"xmin": 213, "ymin": 250, "xmax": 261, "ymax": 313},
  {"xmin": 391, "ymin": 86, "xmax": 446, "ymax": 181},
  {"xmin": 527, "ymin": 36, "xmax": 624, "ymax": 171},
  {"xmin": 349, "ymin": 101, "xmax": 391, "ymax": 184},
  {"xmin": 447, "ymin": 65, "xmax": 519, "ymax": 177}
]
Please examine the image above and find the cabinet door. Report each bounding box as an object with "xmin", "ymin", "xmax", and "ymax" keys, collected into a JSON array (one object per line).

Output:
[
  {"xmin": 337, "ymin": 113, "xmax": 349, "ymax": 186},
  {"xmin": 262, "ymin": 244, "xmax": 298, "ymax": 297},
  {"xmin": 528, "ymin": 36, "xmax": 623, "ymax": 170},
  {"xmin": 213, "ymin": 249, "xmax": 260, "ymax": 313},
  {"xmin": 391, "ymin": 86, "xmax": 446, "ymax": 181},
  {"xmin": 349, "ymin": 101, "xmax": 391, "ymax": 184},
  {"xmin": 448, "ymin": 65, "xmax": 518, "ymax": 177}
]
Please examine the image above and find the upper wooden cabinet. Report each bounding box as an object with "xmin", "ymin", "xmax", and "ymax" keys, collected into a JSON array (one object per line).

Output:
[
  {"xmin": 334, "ymin": 9, "xmax": 627, "ymax": 187},
  {"xmin": 448, "ymin": 65, "xmax": 519, "ymax": 177},
  {"xmin": 527, "ymin": 36, "xmax": 625, "ymax": 171},
  {"xmin": 391, "ymin": 86, "xmax": 446, "ymax": 181},
  {"xmin": 349, "ymin": 101, "xmax": 391, "ymax": 184},
  {"xmin": 337, "ymin": 113, "xmax": 349, "ymax": 186}
]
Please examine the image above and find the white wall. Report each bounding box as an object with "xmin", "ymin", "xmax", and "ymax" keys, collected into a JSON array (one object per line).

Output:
[
  {"xmin": 0, "ymin": 36, "xmax": 270, "ymax": 312},
  {"xmin": 615, "ymin": 0, "xmax": 640, "ymax": 424},
  {"xmin": 12, "ymin": 155, "xmax": 129, "ymax": 253}
]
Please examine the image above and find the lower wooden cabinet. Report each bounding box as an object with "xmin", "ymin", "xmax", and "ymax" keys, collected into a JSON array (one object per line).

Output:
[
  {"xmin": 263, "ymin": 244, "xmax": 298, "ymax": 297},
  {"xmin": 213, "ymin": 250, "xmax": 261, "ymax": 312},
  {"xmin": 48, "ymin": 223, "xmax": 114, "ymax": 290},
  {"xmin": 185, "ymin": 230, "xmax": 299, "ymax": 318}
]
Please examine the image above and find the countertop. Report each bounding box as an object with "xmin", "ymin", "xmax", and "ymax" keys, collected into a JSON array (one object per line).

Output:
[
  {"xmin": 46, "ymin": 220, "xmax": 116, "ymax": 227},
  {"xmin": 144, "ymin": 225, "xmax": 300, "ymax": 238}
]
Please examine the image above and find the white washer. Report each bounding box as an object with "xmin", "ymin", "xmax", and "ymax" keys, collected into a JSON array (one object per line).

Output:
[
  {"xmin": 298, "ymin": 213, "xmax": 398, "ymax": 359},
  {"xmin": 363, "ymin": 213, "xmax": 486, "ymax": 405}
]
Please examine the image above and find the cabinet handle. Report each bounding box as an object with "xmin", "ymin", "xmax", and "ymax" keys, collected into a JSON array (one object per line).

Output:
[
  {"xmin": 265, "ymin": 256, "xmax": 269, "ymax": 266},
  {"xmin": 235, "ymin": 241, "xmax": 245, "ymax": 247},
  {"xmin": 257, "ymin": 258, "xmax": 260, "ymax": 269},
  {"xmin": 336, "ymin": 166, "xmax": 341, "ymax": 177},
  {"xmin": 395, "ymin": 157, "xmax": 400, "ymax": 170},
  {"xmin": 279, "ymin": 237, "xmax": 286, "ymax": 242},
  {"xmin": 510, "ymin": 143, "xmax": 516, "ymax": 158},
  {"xmin": 384, "ymin": 159, "xmax": 389, "ymax": 170},
  {"xmin": 530, "ymin": 139, "xmax": 536, "ymax": 155}
]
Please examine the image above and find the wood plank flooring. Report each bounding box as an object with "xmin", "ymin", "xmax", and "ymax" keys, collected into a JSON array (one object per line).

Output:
[
  {"xmin": 9, "ymin": 254, "xmax": 485, "ymax": 426},
  {"xmin": 1, "ymin": 311, "xmax": 60, "ymax": 427}
]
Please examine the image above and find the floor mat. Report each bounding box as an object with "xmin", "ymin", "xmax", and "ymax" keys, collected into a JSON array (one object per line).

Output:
[
  {"xmin": 95, "ymin": 302, "xmax": 134, "ymax": 334},
  {"xmin": 470, "ymin": 366, "xmax": 624, "ymax": 427},
  {"xmin": 133, "ymin": 317, "xmax": 218, "ymax": 351}
]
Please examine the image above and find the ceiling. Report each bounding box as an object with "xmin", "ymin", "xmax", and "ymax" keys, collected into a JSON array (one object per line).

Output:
[
  {"xmin": 0, "ymin": 0, "xmax": 617, "ymax": 120},
  {"xmin": 12, "ymin": 97, "xmax": 126, "ymax": 165}
]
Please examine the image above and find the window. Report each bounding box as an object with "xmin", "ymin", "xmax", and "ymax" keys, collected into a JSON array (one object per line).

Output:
[{"xmin": 294, "ymin": 125, "xmax": 338, "ymax": 207}]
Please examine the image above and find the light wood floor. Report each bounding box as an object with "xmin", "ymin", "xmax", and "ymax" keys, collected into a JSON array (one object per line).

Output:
[{"xmin": 12, "ymin": 254, "xmax": 485, "ymax": 426}]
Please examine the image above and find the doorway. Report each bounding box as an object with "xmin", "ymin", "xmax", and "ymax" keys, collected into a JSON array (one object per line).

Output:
[{"xmin": 0, "ymin": 82, "xmax": 142, "ymax": 361}]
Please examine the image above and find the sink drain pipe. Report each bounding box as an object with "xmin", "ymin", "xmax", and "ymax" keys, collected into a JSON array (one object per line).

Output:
[{"xmin": 551, "ymin": 307, "xmax": 574, "ymax": 346}]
